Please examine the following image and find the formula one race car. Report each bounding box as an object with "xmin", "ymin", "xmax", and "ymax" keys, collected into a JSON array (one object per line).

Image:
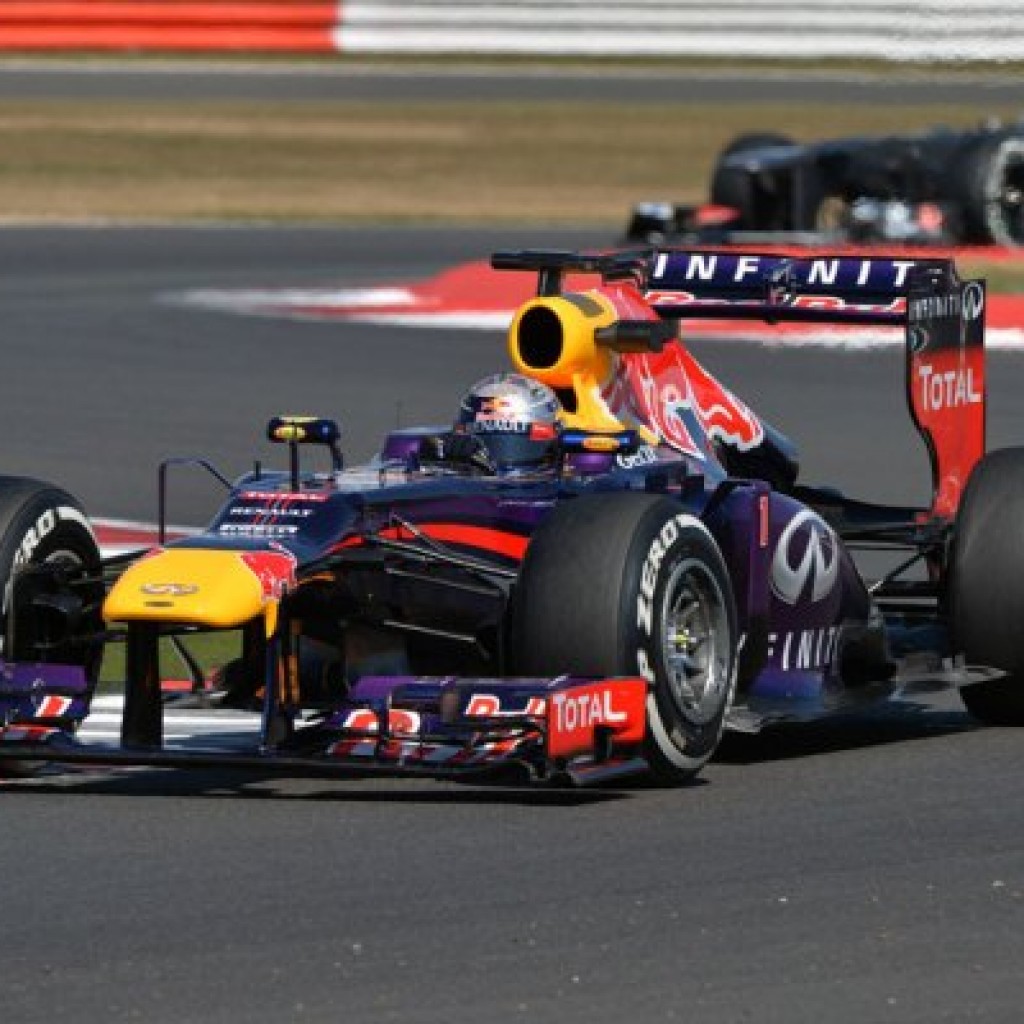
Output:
[
  {"xmin": 2, "ymin": 247, "xmax": 1022, "ymax": 788},
  {"xmin": 627, "ymin": 119, "xmax": 1024, "ymax": 247}
]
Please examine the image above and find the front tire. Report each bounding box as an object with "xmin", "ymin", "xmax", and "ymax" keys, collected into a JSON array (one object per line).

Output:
[
  {"xmin": 0, "ymin": 476, "xmax": 102, "ymax": 777},
  {"xmin": 0, "ymin": 475, "xmax": 101, "ymax": 667},
  {"xmin": 951, "ymin": 448, "xmax": 1024, "ymax": 723},
  {"xmin": 513, "ymin": 493, "xmax": 738, "ymax": 785}
]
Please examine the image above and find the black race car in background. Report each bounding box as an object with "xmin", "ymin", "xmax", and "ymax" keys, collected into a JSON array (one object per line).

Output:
[{"xmin": 627, "ymin": 118, "xmax": 1024, "ymax": 247}]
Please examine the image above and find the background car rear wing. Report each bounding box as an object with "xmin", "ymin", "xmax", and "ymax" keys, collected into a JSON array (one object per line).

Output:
[{"xmin": 645, "ymin": 250, "xmax": 985, "ymax": 519}]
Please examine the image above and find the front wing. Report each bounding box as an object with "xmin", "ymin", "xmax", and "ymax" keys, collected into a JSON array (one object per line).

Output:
[{"xmin": 0, "ymin": 666, "xmax": 649, "ymax": 786}]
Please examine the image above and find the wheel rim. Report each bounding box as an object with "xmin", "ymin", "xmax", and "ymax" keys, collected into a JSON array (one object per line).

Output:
[
  {"xmin": 658, "ymin": 558, "xmax": 731, "ymax": 726},
  {"xmin": 985, "ymin": 140, "xmax": 1024, "ymax": 245},
  {"xmin": 43, "ymin": 549, "xmax": 85, "ymax": 567}
]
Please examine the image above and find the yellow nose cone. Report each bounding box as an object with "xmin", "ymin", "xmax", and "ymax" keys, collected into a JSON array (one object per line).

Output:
[{"xmin": 103, "ymin": 547, "xmax": 295, "ymax": 628}]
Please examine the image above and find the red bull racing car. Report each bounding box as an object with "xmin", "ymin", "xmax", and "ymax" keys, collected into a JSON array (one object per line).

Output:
[{"xmin": 1, "ymin": 246, "xmax": 1022, "ymax": 788}]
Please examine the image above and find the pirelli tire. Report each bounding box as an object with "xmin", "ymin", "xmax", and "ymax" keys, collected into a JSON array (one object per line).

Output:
[
  {"xmin": 514, "ymin": 492, "xmax": 738, "ymax": 785},
  {"xmin": 0, "ymin": 475, "xmax": 101, "ymax": 666},
  {"xmin": 949, "ymin": 135, "xmax": 1024, "ymax": 246},
  {"xmin": 718, "ymin": 132, "xmax": 796, "ymax": 161},
  {"xmin": 710, "ymin": 132, "xmax": 798, "ymax": 231},
  {"xmin": 951, "ymin": 449, "xmax": 1024, "ymax": 724}
]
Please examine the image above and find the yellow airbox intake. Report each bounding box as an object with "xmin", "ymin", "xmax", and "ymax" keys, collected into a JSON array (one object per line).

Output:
[
  {"xmin": 508, "ymin": 291, "xmax": 632, "ymax": 434},
  {"xmin": 104, "ymin": 547, "xmax": 293, "ymax": 630},
  {"xmin": 508, "ymin": 292, "xmax": 616, "ymax": 389}
]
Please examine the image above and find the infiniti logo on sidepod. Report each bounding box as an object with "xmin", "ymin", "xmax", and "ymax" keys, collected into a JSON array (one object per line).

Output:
[{"xmin": 771, "ymin": 510, "xmax": 839, "ymax": 605}]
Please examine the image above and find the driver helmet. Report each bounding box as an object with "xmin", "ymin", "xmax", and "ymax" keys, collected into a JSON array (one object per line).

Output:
[{"xmin": 457, "ymin": 373, "xmax": 561, "ymax": 473}]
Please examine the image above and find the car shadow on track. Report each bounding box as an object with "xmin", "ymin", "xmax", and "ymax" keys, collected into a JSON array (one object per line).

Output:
[
  {"xmin": 715, "ymin": 701, "xmax": 976, "ymax": 765},
  {"xmin": 0, "ymin": 766, "xmax": 643, "ymax": 806}
]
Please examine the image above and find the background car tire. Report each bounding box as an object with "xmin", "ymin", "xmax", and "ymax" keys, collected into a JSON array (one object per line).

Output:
[
  {"xmin": 710, "ymin": 132, "xmax": 797, "ymax": 230},
  {"xmin": 0, "ymin": 475, "xmax": 101, "ymax": 668},
  {"xmin": 949, "ymin": 135, "xmax": 1024, "ymax": 246},
  {"xmin": 513, "ymin": 493, "xmax": 737, "ymax": 785},
  {"xmin": 951, "ymin": 448, "xmax": 1024, "ymax": 723},
  {"xmin": 717, "ymin": 132, "xmax": 796, "ymax": 161}
]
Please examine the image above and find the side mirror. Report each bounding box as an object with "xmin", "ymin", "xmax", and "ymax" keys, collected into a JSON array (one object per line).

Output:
[{"xmin": 267, "ymin": 416, "xmax": 343, "ymax": 488}]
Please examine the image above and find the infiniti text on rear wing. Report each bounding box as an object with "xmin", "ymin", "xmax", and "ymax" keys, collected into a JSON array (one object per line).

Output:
[{"xmin": 647, "ymin": 250, "xmax": 986, "ymax": 519}]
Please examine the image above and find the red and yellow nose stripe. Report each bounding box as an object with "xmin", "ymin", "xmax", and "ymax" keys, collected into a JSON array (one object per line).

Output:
[{"xmin": 103, "ymin": 547, "xmax": 296, "ymax": 631}]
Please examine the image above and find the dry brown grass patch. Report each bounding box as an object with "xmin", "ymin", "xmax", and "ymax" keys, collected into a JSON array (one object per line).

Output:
[{"xmin": 0, "ymin": 99, "xmax": 1018, "ymax": 224}]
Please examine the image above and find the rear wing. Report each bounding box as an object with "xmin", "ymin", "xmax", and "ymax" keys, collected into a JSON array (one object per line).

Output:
[
  {"xmin": 491, "ymin": 248, "xmax": 985, "ymax": 521},
  {"xmin": 648, "ymin": 251, "xmax": 939, "ymax": 323},
  {"xmin": 645, "ymin": 250, "xmax": 985, "ymax": 519}
]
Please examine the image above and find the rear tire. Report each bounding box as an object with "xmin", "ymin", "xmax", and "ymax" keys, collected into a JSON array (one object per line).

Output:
[
  {"xmin": 718, "ymin": 132, "xmax": 796, "ymax": 161},
  {"xmin": 951, "ymin": 448, "xmax": 1024, "ymax": 723},
  {"xmin": 513, "ymin": 493, "xmax": 737, "ymax": 785},
  {"xmin": 949, "ymin": 136, "xmax": 1024, "ymax": 246},
  {"xmin": 710, "ymin": 132, "xmax": 799, "ymax": 230}
]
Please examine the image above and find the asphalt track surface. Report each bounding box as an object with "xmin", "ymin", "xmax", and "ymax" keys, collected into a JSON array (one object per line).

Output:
[
  {"xmin": 2, "ymin": 227, "xmax": 1024, "ymax": 1024},
  {"xmin": 1, "ymin": 59, "xmax": 1024, "ymax": 105}
]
